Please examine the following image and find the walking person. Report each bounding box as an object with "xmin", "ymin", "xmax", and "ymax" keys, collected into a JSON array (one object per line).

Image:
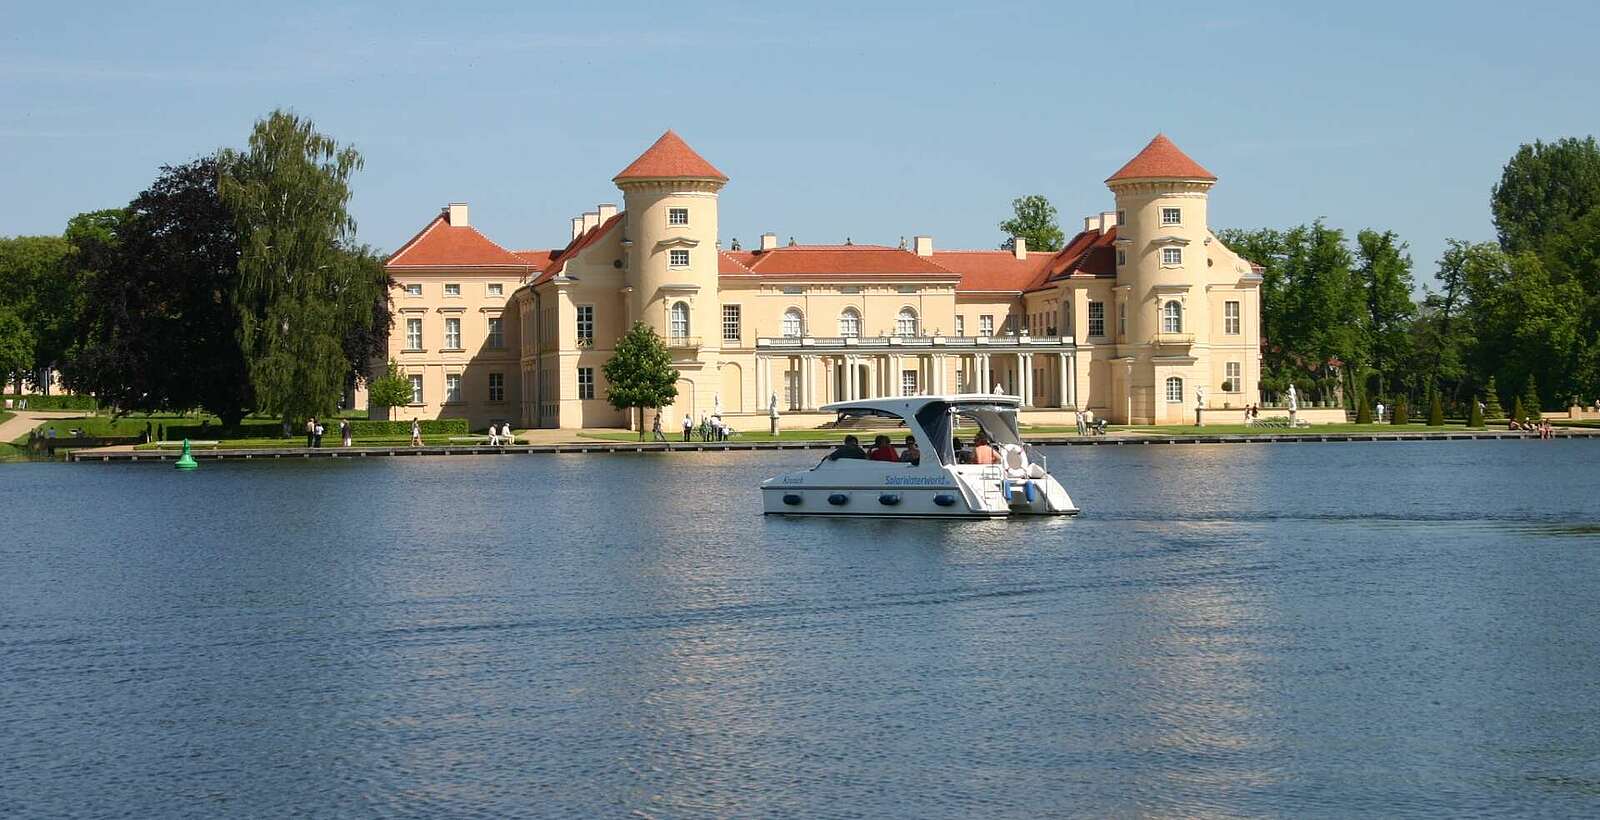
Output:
[
  {"xmin": 305, "ymin": 417, "xmax": 316, "ymax": 448},
  {"xmin": 340, "ymin": 419, "xmax": 352, "ymax": 447},
  {"xmin": 651, "ymin": 412, "xmax": 667, "ymax": 442},
  {"xmin": 682, "ymin": 412, "xmax": 692, "ymax": 442},
  {"xmin": 410, "ymin": 418, "xmax": 422, "ymax": 447}
]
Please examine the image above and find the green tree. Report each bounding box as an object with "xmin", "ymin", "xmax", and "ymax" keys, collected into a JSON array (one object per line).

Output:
[
  {"xmin": 603, "ymin": 321, "xmax": 680, "ymax": 439},
  {"xmin": 220, "ymin": 109, "xmax": 379, "ymax": 424},
  {"xmin": 1521, "ymin": 374, "xmax": 1542, "ymax": 420},
  {"xmin": 1427, "ymin": 387, "xmax": 1444, "ymax": 426},
  {"xmin": 1510, "ymin": 395, "xmax": 1524, "ymax": 424},
  {"xmin": 1467, "ymin": 394, "xmax": 1484, "ymax": 427},
  {"xmin": 0, "ymin": 308, "xmax": 35, "ymax": 391},
  {"xmin": 1483, "ymin": 376, "xmax": 1505, "ymax": 418},
  {"xmin": 1462, "ymin": 249, "xmax": 1583, "ymax": 407},
  {"xmin": 1355, "ymin": 396, "xmax": 1373, "ymax": 423},
  {"xmin": 1355, "ymin": 229, "xmax": 1416, "ymax": 399},
  {"xmin": 998, "ymin": 194, "xmax": 1065, "ymax": 252},
  {"xmin": 368, "ymin": 360, "xmax": 414, "ymax": 414},
  {"xmin": 1491, "ymin": 136, "xmax": 1600, "ymax": 255},
  {"xmin": 1391, "ymin": 396, "xmax": 1409, "ymax": 425},
  {"xmin": 0, "ymin": 233, "xmax": 75, "ymax": 392}
]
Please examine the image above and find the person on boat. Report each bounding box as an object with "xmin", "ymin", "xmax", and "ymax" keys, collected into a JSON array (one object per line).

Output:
[
  {"xmin": 828, "ymin": 434, "xmax": 868, "ymax": 460},
  {"xmin": 952, "ymin": 436, "xmax": 973, "ymax": 463},
  {"xmin": 900, "ymin": 435, "xmax": 921, "ymax": 466},
  {"xmin": 972, "ymin": 433, "xmax": 999, "ymax": 465},
  {"xmin": 868, "ymin": 434, "xmax": 899, "ymax": 462}
]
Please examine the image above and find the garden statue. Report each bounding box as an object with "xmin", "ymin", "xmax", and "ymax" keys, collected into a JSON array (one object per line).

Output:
[
  {"xmin": 769, "ymin": 392, "xmax": 780, "ymax": 435},
  {"xmin": 1195, "ymin": 385, "xmax": 1206, "ymax": 426},
  {"xmin": 1287, "ymin": 384, "xmax": 1299, "ymax": 425}
]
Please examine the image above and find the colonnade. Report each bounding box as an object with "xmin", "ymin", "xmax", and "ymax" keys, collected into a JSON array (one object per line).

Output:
[{"xmin": 753, "ymin": 350, "xmax": 1078, "ymax": 411}]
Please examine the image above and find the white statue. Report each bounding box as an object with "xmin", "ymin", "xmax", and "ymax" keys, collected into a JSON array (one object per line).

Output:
[
  {"xmin": 712, "ymin": 393, "xmax": 722, "ymax": 418},
  {"xmin": 1195, "ymin": 385, "xmax": 1206, "ymax": 409},
  {"xmin": 769, "ymin": 392, "xmax": 780, "ymax": 418},
  {"xmin": 1287, "ymin": 384, "xmax": 1299, "ymax": 412},
  {"xmin": 994, "ymin": 382, "xmax": 1005, "ymax": 395}
]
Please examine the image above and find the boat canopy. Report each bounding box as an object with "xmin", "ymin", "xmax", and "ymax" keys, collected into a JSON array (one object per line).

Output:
[{"xmin": 820, "ymin": 394, "xmax": 1024, "ymax": 465}]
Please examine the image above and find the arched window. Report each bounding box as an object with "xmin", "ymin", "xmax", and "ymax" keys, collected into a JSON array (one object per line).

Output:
[
  {"xmin": 896, "ymin": 307, "xmax": 919, "ymax": 337},
  {"xmin": 1166, "ymin": 376, "xmax": 1184, "ymax": 403},
  {"xmin": 782, "ymin": 307, "xmax": 804, "ymax": 338},
  {"xmin": 837, "ymin": 308, "xmax": 861, "ymax": 338},
  {"xmin": 669, "ymin": 301, "xmax": 690, "ymax": 339},
  {"xmin": 1162, "ymin": 300, "xmax": 1183, "ymax": 333}
]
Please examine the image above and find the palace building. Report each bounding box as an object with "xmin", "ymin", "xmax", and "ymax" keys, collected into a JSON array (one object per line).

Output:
[{"xmin": 380, "ymin": 131, "xmax": 1262, "ymax": 429}]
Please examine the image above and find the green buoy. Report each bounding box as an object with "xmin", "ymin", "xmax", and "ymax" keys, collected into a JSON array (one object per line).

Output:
[{"xmin": 174, "ymin": 438, "xmax": 198, "ymax": 470}]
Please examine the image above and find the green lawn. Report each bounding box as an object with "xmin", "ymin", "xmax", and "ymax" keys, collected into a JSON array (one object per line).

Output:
[
  {"xmin": 135, "ymin": 434, "xmax": 497, "ymax": 450},
  {"xmin": 0, "ymin": 410, "xmax": 12, "ymax": 426}
]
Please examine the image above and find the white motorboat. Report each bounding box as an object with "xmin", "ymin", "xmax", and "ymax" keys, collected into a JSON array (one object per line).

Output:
[{"xmin": 761, "ymin": 394, "xmax": 1079, "ymax": 518}]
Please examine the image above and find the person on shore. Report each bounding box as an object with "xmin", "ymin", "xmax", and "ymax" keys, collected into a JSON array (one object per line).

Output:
[
  {"xmin": 1375, "ymin": 402, "xmax": 1386, "ymax": 424},
  {"xmin": 682, "ymin": 412, "xmax": 692, "ymax": 442},
  {"xmin": 313, "ymin": 421, "xmax": 324, "ymax": 448},
  {"xmin": 305, "ymin": 417, "xmax": 316, "ymax": 448},
  {"xmin": 1541, "ymin": 419, "xmax": 1553, "ymax": 439},
  {"xmin": 340, "ymin": 419, "xmax": 352, "ymax": 447},
  {"xmin": 651, "ymin": 412, "xmax": 666, "ymax": 442},
  {"xmin": 411, "ymin": 418, "xmax": 423, "ymax": 447},
  {"xmin": 1075, "ymin": 409, "xmax": 1086, "ymax": 436},
  {"xmin": 868, "ymin": 434, "xmax": 899, "ymax": 462},
  {"xmin": 972, "ymin": 433, "xmax": 999, "ymax": 465},
  {"xmin": 900, "ymin": 435, "xmax": 921, "ymax": 466},
  {"xmin": 828, "ymin": 434, "xmax": 868, "ymax": 461},
  {"xmin": 487, "ymin": 423, "xmax": 501, "ymax": 446}
]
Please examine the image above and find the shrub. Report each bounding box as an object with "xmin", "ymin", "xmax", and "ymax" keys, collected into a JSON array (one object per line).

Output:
[
  {"xmin": 3, "ymin": 394, "xmax": 99, "ymax": 411},
  {"xmin": 1355, "ymin": 397, "xmax": 1373, "ymax": 423},
  {"xmin": 1392, "ymin": 396, "xmax": 1409, "ymax": 425},
  {"xmin": 1482, "ymin": 377, "xmax": 1505, "ymax": 419},
  {"xmin": 1521, "ymin": 374, "xmax": 1541, "ymax": 421},
  {"xmin": 1428, "ymin": 390, "xmax": 1444, "ymax": 426},
  {"xmin": 348, "ymin": 418, "xmax": 468, "ymax": 437},
  {"xmin": 1510, "ymin": 396, "xmax": 1524, "ymax": 424},
  {"xmin": 1468, "ymin": 397, "xmax": 1484, "ymax": 427}
]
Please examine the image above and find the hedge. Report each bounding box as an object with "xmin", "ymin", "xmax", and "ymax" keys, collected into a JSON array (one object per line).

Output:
[
  {"xmin": 3, "ymin": 394, "xmax": 99, "ymax": 411},
  {"xmin": 167, "ymin": 417, "xmax": 469, "ymax": 439}
]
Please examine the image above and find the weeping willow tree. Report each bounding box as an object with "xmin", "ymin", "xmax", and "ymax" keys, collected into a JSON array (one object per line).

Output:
[{"xmin": 219, "ymin": 110, "xmax": 379, "ymax": 424}]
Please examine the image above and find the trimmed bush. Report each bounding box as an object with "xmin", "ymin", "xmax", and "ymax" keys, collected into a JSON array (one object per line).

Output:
[
  {"xmin": 167, "ymin": 417, "xmax": 469, "ymax": 440},
  {"xmin": 1391, "ymin": 397, "xmax": 1409, "ymax": 425},
  {"xmin": 1428, "ymin": 391, "xmax": 1444, "ymax": 426},
  {"xmin": 1468, "ymin": 397, "xmax": 1484, "ymax": 427},
  {"xmin": 1483, "ymin": 377, "xmax": 1505, "ymax": 419},
  {"xmin": 3, "ymin": 394, "xmax": 99, "ymax": 411},
  {"xmin": 1510, "ymin": 396, "xmax": 1524, "ymax": 424},
  {"xmin": 1521, "ymin": 374, "xmax": 1541, "ymax": 421},
  {"xmin": 1355, "ymin": 398, "xmax": 1373, "ymax": 423},
  {"xmin": 348, "ymin": 418, "xmax": 468, "ymax": 437}
]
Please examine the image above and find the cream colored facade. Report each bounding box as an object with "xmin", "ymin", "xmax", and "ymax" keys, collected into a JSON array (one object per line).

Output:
[{"xmin": 382, "ymin": 133, "xmax": 1263, "ymax": 429}]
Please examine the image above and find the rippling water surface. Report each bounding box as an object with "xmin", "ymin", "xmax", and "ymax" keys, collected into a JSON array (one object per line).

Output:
[{"xmin": 3, "ymin": 440, "xmax": 1599, "ymax": 818}]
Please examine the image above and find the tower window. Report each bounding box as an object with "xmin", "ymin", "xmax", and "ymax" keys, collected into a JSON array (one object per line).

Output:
[
  {"xmin": 1161, "ymin": 207, "xmax": 1182, "ymax": 226},
  {"xmin": 1166, "ymin": 376, "xmax": 1183, "ymax": 403},
  {"xmin": 668, "ymin": 207, "xmax": 689, "ymax": 226},
  {"xmin": 669, "ymin": 301, "xmax": 690, "ymax": 339},
  {"xmin": 1116, "ymin": 249, "xmax": 1126, "ymax": 266},
  {"xmin": 1161, "ymin": 247, "xmax": 1183, "ymax": 267},
  {"xmin": 669, "ymin": 249, "xmax": 690, "ymax": 267},
  {"xmin": 1162, "ymin": 300, "xmax": 1183, "ymax": 334}
]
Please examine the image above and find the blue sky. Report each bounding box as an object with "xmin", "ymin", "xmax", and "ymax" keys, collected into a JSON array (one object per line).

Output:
[{"xmin": 3, "ymin": 1, "xmax": 1595, "ymax": 287}]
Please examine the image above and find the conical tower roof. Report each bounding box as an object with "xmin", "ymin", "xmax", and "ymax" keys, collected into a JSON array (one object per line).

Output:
[
  {"xmin": 614, "ymin": 130, "xmax": 728, "ymax": 182},
  {"xmin": 1106, "ymin": 134, "xmax": 1215, "ymax": 183}
]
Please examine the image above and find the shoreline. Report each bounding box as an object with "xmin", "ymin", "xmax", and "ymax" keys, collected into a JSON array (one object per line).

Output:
[{"xmin": 64, "ymin": 428, "xmax": 1600, "ymax": 462}]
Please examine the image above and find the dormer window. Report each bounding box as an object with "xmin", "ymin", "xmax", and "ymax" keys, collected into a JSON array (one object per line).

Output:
[
  {"xmin": 1161, "ymin": 247, "xmax": 1183, "ymax": 267},
  {"xmin": 668, "ymin": 207, "xmax": 689, "ymax": 226},
  {"xmin": 1161, "ymin": 207, "xmax": 1182, "ymax": 226},
  {"xmin": 669, "ymin": 249, "xmax": 690, "ymax": 268}
]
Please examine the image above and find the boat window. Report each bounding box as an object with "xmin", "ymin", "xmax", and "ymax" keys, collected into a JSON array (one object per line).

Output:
[{"xmin": 915, "ymin": 403, "xmax": 956, "ymax": 466}]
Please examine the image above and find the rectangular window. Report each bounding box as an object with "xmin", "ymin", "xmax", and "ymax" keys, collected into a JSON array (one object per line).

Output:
[
  {"xmin": 722, "ymin": 304, "xmax": 741, "ymax": 342},
  {"xmin": 668, "ymin": 207, "xmax": 689, "ymax": 226},
  {"xmin": 577, "ymin": 367, "xmax": 595, "ymax": 400},
  {"xmin": 1161, "ymin": 207, "xmax": 1182, "ymax": 226},
  {"xmin": 444, "ymin": 283, "xmax": 461, "ymax": 297},
  {"xmin": 1116, "ymin": 210, "xmax": 1126, "ymax": 226},
  {"xmin": 1225, "ymin": 361, "xmax": 1242, "ymax": 392},
  {"xmin": 576, "ymin": 305, "xmax": 594, "ymax": 345},
  {"xmin": 1162, "ymin": 247, "xmax": 1183, "ymax": 266},
  {"xmin": 901, "ymin": 370, "xmax": 918, "ymax": 397},
  {"xmin": 1166, "ymin": 377, "xmax": 1184, "ymax": 403},
  {"xmin": 979, "ymin": 315, "xmax": 994, "ymax": 337},
  {"xmin": 444, "ymin": 317, "xmax": 461, "ymax": 349},
  {"xmin": 954, "ymin": 315, "xmax": 965, "ymax": 336},
  {"xmin": 1116, "ymin": 249, "xmax": 1127, "ymax": 267},
  {"xmin": 405, "ymin": 318, "xmax": 423, "ymax": 350},
  {"xmin": 1119, "ymin": 303, "xmax": 1127, "ymax": 336},
  {"xmin": 445, "ymin": 374, "xmax": 461, "ymax": 402},
  {"xmin": 486, "ymin": 283, "xmax": 503, "ymax": 297},
  {"xmin": 1225, "ymin": 300, "xmax": 1241, "ymax": 335},
  {"xmin": 1088, "ymin": 302, "xmax": 1105, "ymax": 337},
  {"xmin": 669, "ymin": 249, "xmax": 690, "ymax": 267},
  {"xmin": 486, "ymin": 317, "xmax": 504, "ymax": 348},
  {"xmin": 488, "ymin": 372, "xmax": 504, "ymax": 402},
  {"xmin": 404, "ymin": 283, "xmax": 422, "ymax": 297},
  {"xmin": 408, "ymin": 374, "xmax": 423, "ymax": 404}
]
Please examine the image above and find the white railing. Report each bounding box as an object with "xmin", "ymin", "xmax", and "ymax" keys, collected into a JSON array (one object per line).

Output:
[{"xmin": 756, "ymin": 334, "xmax": 1074, "ymax": 350}]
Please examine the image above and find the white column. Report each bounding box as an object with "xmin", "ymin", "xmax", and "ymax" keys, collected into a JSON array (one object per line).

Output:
[
  {"xmin": 933, "ymin": 354, "xmax": 946, "ymax": 394},
  {"xmin": 978, "ymin": 354, "xmax": 990, "ymax": 394},
  {"xmin": 802, "ymin": 356, "xmax": 814, "ymax": 410},
  {"xmin": 846, "ymin": 355, "xmax": 857, "ymax": 401},
  {"xmin": 755, "ymin": 355, "xmax": 766, "ymax": 408},
  {"xmin": 1058, "ymin": 352, "xmax": 1070, "ymax": 408},
  {"xmin": 1018, "ymin": 353, "xmax": 1031, "ymax": 407}
]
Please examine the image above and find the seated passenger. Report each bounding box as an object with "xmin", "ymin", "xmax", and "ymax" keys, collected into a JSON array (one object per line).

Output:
[
  {"xmin": 868, "ymin": 434, "xmax": 900, "ymax": 462},
  {"xmin": 973, "ymin": 433, "xmax": 999, "ymax": 465},
  {"xmin": 828, "ymin": 434, "xmax": 869, "ymax": 460},
  {"xmin": 900, "ymin": 435, "xmax": 921, "ymax": 466},
  {"xmin": 952, "ymin": 436, "xmax": 973, "ymax": 464}
]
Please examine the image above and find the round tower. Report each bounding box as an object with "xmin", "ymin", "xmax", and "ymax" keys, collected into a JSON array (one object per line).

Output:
[{"xmin": 613, "ymin": 130, "xmax": 728, "ymax": 419}]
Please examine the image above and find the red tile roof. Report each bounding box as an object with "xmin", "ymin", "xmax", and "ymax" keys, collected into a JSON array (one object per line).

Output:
[
  {"xmin": 1106, "ymin": 134, "xmax": 1215, "ymax": 183},
  {"xmin": 1029, "ymin": 227, "xmax": 1118, "ymax": 289},
  {"xmin": 513, "ymin": 249, "xmax": 557, "ymax": 269},
  {"xmin": 718, "ymin": 245, "xmax": 958, "ymax": 279},
  {"xmin": 932, "ymin": 250, "xmax": 1053, "ymax": 293},
  {"xmin": 387, "ymin": 211, "xmax": 533, "ymax": 268},
  {"xmin": 614, "ymin": 130, "xmax": 728, "ymax": 182},
  {"xmin": 530, "ymin": 212, "xmax": 625, "ymax": 285}
]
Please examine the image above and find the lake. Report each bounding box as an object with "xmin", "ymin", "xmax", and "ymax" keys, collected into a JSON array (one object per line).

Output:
[{"xmin": 2, "ymin": 440, "xmax": 1598, "ymax": 818}]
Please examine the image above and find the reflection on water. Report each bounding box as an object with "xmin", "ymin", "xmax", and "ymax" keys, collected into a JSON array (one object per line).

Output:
[{"xmin": 1, "ymin": 440, "xmax": 1598, "ymax": 818}]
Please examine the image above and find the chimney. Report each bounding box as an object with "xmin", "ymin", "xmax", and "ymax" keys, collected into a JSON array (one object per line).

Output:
[
  {"xmin": 1012, "ymin": 237, "xmax": 1027, "ymax": 260},
  {"xmin": 1084, "ymin": 214, "xmax": 1100, "ymax": 234},
  {"xmin": 446, "ymin": 203, "xmax": 469, "ymax": 227},
  {"xmin": 759, "ymin": 232, "xmax": 778, "ymax": 252},
  {"xmin": 571, "ymin": 217, "xmax": 584, "ymax": 241},
  {"xmin": 582, "ymin": 211, "xmax": 599, "ymax": 234},
  {"xmin": 912, "ymin": 235, "xmax": 933, "ymax": 257},
  {"xmin": 597, "ymin": 203, "xmax": 618, "ymax": 224},
  {"xmin": 1102, "ymin": 211, "xmax": 1118, "ymax": 232}
]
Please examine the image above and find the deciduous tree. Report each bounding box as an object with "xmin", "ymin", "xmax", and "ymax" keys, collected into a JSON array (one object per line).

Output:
[
  {"xmin": 603, "ymin": 322, "xmax": 679, "ymax": 439},
  {"xmin": 1491, "ymin": 136, "xmax": 1600, "ymax": 255},
  {"xmin": 999, "ymin": 195, "xmax": 1065, "ymax": 252}
]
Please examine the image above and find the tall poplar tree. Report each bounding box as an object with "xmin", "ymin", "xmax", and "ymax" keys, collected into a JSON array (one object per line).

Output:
[{"xmin": 220, "ymin": 110, "xmax": 379, "ymax": 423}]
